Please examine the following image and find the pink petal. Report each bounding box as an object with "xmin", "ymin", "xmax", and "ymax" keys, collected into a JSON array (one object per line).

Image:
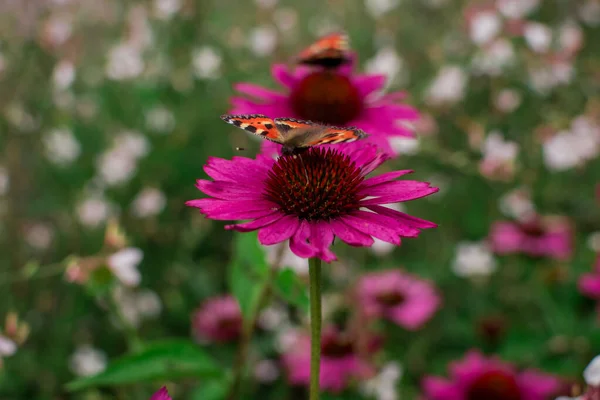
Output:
[
  {"xmin": 361, "ymin": 170, "xmax": 414, "ymax": 188},
  {"xmin": 233, "ymin": 83, "xmax": 287, "ymax": 101},
  {"xmin": 367, "ymin": 205, "xmax": 438, "ymax": 229},
  {"xmin": 358, "ymin": 209, "xmax": 421, "ymax": 237},
  {"xmin": 422, "ymin": 377, "xmax": 463, "ymax": 400},
  {"xmin": 309, "ymin": 222, "xmax": 337, "ymax": 262},
  {"xmin": 353, "ymin": 74, "xmax": 387, "ymax": 98},
  {"xmin": 195, "ymin": 180, "xmax": 265, "ymax": 200},
  {"xmin": 517, "ymin": 370, "xmax": 561, "ymax": 399},
  {"xmin": 150, "ymin": 387, "xmax": 172, "ymax": 400},
  {"xmin": 225, "ymin": 212, "xmax": 283, "ymax": 232},
  {"xmin": 360, "ymin": 181, "xmax": 439, "ymax": 204},
  {"xmin": 271, "ymin": 64, "xmax": 298, "ymax": 89},
  {"xmin": 289, "ymin": 220, "xmax": 318, "ymax": 259},
  {"xmin": 340, "ymin": 213, "xmax": 401, "ymax": 245},
  {"xmin": 257, "ymin": 215, "xmax": 300, "ymax": 245},
  {"xmin": 579, "ymin": 274, "xmax": 600, "ymax": 298},
  {"xmin": 329, "ymin": 219, "xmax": 374, "ymax": 247},
  {"xmin": 388, "ymin": 293, "xmax": 440, "ymax": 330},
  {"xmin": 204, "ymin": 156, "xmax": 270, "ymax": 183},
  {"xmin": 186, "ymin": 199, "xmax": 275, "ymax": 220}
]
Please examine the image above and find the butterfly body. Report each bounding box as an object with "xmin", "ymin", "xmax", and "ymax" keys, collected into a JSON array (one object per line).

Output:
[
  {"xmin": 220, "ymin": 114, "xmax": 367, "ymax": 156},
  {"xmin": 296, "ymin": 32, "xmax": 351, "ymax": 69}
]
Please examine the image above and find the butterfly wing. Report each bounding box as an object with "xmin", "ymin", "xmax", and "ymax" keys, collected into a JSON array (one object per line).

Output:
[
  {"xmin": 302, "ymin": 126, "xmax": 368, "ymax": 146},
  {"xmin": 220, "ymin": 114, "xmax": 283, "ymax": 143},
  {"xmin": 296, "ymin": 32, "xmax": 350, "ymax": 68}
]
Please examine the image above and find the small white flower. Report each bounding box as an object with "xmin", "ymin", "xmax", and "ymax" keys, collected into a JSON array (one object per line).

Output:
[
  {"xmin": 106, "ymin": 44, "xmax": 144, "ymax": 80},
  {"xmin": 135, "ymin": 290, "xmax": 162, "ymax": 318},
  {"xmin": 145, "ymin": 106, "xmax": 175, "ymax": 133},
  {"xmin": 0, "ymin": 166, "xmax": 9, "ymax": 196},
  {"xmin": 273, "ymin": 8, "xmax": 298, "ymax": 32},
  {"xmin": 470, "ymin": 11, "xmax": 501, "ymax": 45},
  {"xmin": 426, "ymin": 66, "xmax": 468, "ymax": 105},
  {"xmin": 258, "ymin": 304, "xmax": 289, "ymax": 331},
  {"xmin": 498, "ymin": 189, "xmax": 535, "ymax": 221},
  {"xmin": 529, "ymin": 62, "xmax": 574, "ymax": 94},
  {"xmin": 248, "ymin": 25, "xmax": 278, "ymax": 57},
  {"xmin": 43, "ymin": 128, "xmax": 81, "ymax": 166},
  {"xmin": 365, "ymin": 0, "xmax": 400, "ymax": 18},
  {"xmin": 114, "ymin": 131, "xmax": 150, "ymax": 159},
  {"xmin": 578, "ymin": 1, "xmax": 600, "ymax": 27},
  {"xmin": 472, "ymin": 39, "xmax": 515, "ymax": 76},
  {"xmin": 496, "ymin": 0, "xmax": 539, "ymax": 19},
  {"xmin": 132, "ymin": 187, "xmax": 167, "ymax": 218},
  {"xmin": 77, "ymin": 196, "xmax": 110, "ymax": 228},
  {"xmin": 25, "ymin": 223, "xmax": 54, "ymax": 250},
  {"xmin": 0, "ymin": 335, "xmax": 17, "ymax": 357},
  {"xmin": 494, "ymin": 89, "xmax": 522, "ymax": 113},
  {"xmin": 587, "ymin": 232, "xmax": 600, "ymax": 253},
  {"xmin": 559, "ymin": 22, "xmax": 583, "ymax": 53},
  {"xmin": 452, "ymin": 242, "xmax": 497, "ymax": 278},
  {"xmin": 389, "ymin": 137, "xmax": 420, "ymax": 156},
  {"xmin": 584, "ymin": 354, "xmax": 600, "ymax": 386},
  {"xmin": 107, "ymin": 248, "xmax": 143, "ymax": 287},
  {"xmin": 365, "ymin": 47, "xmax": 406, "ymax": 87},
  {"xmin": 361, "ymin": 362, "xmax": 403, "ymax": 400},
  {"xmin": 44, "ymin": 14, "xmax": 72, "ymax": 47},
  {"xmin": 524, "ymin": 22, "xmax": 553, "ymax": 53},
  {"xmin": 254, "ymin": 359, "xmax": 280, "ymax": 383},
  {"xmin": 192, "ymin": 46, "xmax": 222, "ymax": 80},
  {"xmin": 52, "ymin": 60, "xmax": 75, "ymax": 90},
  {"xmin": 97, "ymin": 149, "xmax": 138, "ymax": 186},
  {"xmin": 153, "ymin": 0, "xmax": 182, "ymax": 20},
  {"xmin": 69, "ymin": 345, "xmax": 107, "ymax": 377},
  {"xmin": 481, "ymin": 131, "xmax": 518, "ymax": 163}
]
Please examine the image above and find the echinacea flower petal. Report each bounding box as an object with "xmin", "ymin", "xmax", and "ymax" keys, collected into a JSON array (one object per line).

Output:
[
  {"xmin": 204, "ymin": 156, "xmax": 270, "ymax": 183},
  {"xmin": 359, "ymin": 210, "xmax": 421, "ymax": 237},
  {"xmin": 289, "ymin": 221, "xmax": 318, "ymax": 259},
  {"xmin": 233, "ymin": 83, "xmax": 286, "ymax": 101},
  {"xmin": 353, "ymin": 74, "xmax": 387, "ymax": 98},
  {"xmin": 186, "ymin": 199, "xmax": 276, "ymax": 220},
  {"xmin": 225, "ymin": 212, "xmax": 283, "ymax": 232},
  {"xmin": 517, "ymin": 370, "xmax": 561, "ymax": 398},
  {"xmin": 257, "ymin": 215, "xmax": 300, "ymax": 245},
  {"xmin": 361, "ymin": 170, "xmax": 414, "ymax": 188},
  {"xmin": 579, "ymin": 274, "xmax": 600, "ymax": 298},
  {"xmin": 341, "ymin": 213, "xmax": 401, "ymax": 245},
  {"xmin": 360, "ymin": 181, "xmax": 439, "ymax": 204},
  {"xmin": 422, "ymin": 377, "xmax": 462, "ymax": 400},
  {"xmin": 310, "ymin": 222, "xmax": 337, "ymax": 262},
  {"xmin": 271, "ymin": 64, "xmax": 299, "ymax": 88},
  {"xmin": 366, "ymin": 205, "xmax": 438, "ymax": 229},
  {"xmin": 195, "ymin": 180, "xmax": 266, "ymax": 200},
  {"xmin": 329, "ymin": 219, "xmax": 374, "ymax": 247},
  {"xmin": 150, "ymin": 387, "xmax": 172, "ymax": 400}
]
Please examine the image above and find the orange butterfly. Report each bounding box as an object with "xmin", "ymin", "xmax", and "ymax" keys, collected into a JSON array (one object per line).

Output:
[
  {"xmin": 296, "ymin": 32, "xmax": 351, "ymax": 69},
  {"xmin": 220, "ymin": 114, "xmax": 367, "ymax": 156}
]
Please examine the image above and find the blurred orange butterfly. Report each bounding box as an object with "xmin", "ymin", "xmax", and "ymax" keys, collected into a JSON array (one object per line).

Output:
[{"xmin": 295, "ymin": 32, "xmax": 351, "ymax": 69}]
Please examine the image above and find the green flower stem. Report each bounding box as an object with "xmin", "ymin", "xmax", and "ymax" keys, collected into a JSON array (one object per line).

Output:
[{"xmin": 309, "ymin": 257, "xmax": 322, "ymax": 400}]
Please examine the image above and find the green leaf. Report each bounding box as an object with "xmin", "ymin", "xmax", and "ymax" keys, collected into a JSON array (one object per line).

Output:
[
  {"xmin": 274, "ymin": 268, "xmax": 309, "ymax": 312},
  {"xmin": 228, "ymin": 231, "xmax": 269, "ymax": 320},
  {"xmin": 189, "ymin": 376, "xmax": 230, "ymax": 400},
  {"xmin": 65, "ymin": 339, "xmax": 221, "ymax": 391}
]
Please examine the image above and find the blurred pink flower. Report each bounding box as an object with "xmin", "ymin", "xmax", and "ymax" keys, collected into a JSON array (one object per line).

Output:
[
  {"xmin": 356, "ymin": 269, "xmax": 441, "ymax": 330},
  {"xmin": 229, "ymin": 54, "xmax": 419, "ymax": 157},
  {"xmin": 579, "ymin": 256, "xmax": 600, "ymax": 315},
  {"xmin": 489, "ymin": 215, "xmax": 573, "ymax": 260},
  {"xmin": 186, "ymin": 145, "xmax": 437, "ymax": 262},
  {"xmin": 192, "ymin": 296, "xmax": 242, "ymax": 343},
  {"xmin": 422, "ymin": 350, "xmax": 560, "ymax": 400},
  {"xmin": 150, "ymin": 387, "xmax": 171, "ymax": 400},
  {"xmin": 281, "ymin": 326, "xmax": 376, "ymax": 393}
]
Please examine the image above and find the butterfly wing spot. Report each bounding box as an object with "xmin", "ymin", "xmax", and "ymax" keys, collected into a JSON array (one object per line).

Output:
[
  {"xmin": 220, "ymin": 114, "xmax": 283, "ymax": 142},
  {"xmin": 274, "ymin": 117, "xmax": 319, "ymax": 134}
]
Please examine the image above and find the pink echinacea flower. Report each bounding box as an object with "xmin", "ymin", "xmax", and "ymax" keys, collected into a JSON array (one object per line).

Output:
[
  {"xmin": 150, "ymin": 387, "xmax": 171, "ymax": 400},
  {"xmin": 356, "ymin": 269, "xmax": 441, "ymax": 330},
  {"xmin": 229, "ymin": 54, "xmax": 419, "ymax": 157},
  {"xmin": 191, "ymin": 295, "xmax": 242, "ymax": 343},
  {"xmin": 186, "ymin": 144, "xmax": 438, "ymax": 262},
  {"xmin": 579, "ymin": 256, "xmax": 600, "ymax": 317},
  {"xmin": 422, "ymin": 350, "xmax": 560, "ymax": 400},
  {"xmin": 281, "ymin": 326, "xmax": 376, "ymax": 392}
]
